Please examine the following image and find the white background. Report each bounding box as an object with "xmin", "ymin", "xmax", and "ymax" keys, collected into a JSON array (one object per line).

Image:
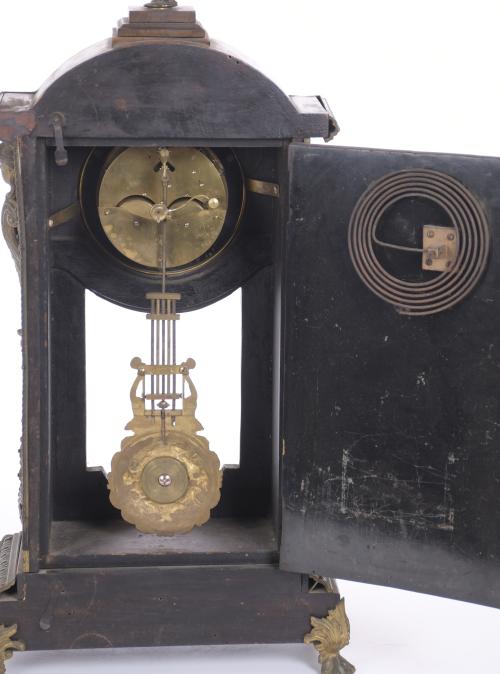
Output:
[{"xmin": 2, "ymin": 0, "xmax": 500, "ymax": 672}]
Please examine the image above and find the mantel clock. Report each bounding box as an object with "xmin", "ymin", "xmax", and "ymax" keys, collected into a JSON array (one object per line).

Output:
[{"xmin": 1, "ymin": 2, "xmax": 500, "ymax": 672}]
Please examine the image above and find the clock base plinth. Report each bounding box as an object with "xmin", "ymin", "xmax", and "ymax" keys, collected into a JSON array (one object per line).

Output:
[{"xmin": 0, "ymin": 566, "xmax": 341, "ymax": 661}]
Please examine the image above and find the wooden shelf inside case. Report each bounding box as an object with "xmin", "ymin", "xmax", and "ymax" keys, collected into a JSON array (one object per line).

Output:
[{"xmin": 47, "ymin": 517, "xmax": 278, "ymax": 569}]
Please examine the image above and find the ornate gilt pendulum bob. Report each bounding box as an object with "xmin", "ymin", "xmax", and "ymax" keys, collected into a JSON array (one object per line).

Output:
[{"xmin": 107, "ymin": 147, "xmax": 223, "ymax": 536}]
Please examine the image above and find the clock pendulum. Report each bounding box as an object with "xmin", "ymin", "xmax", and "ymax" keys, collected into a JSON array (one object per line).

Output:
[{"xmin": 107, "ymin": 147, "xmax": 225, "ymax": 535}]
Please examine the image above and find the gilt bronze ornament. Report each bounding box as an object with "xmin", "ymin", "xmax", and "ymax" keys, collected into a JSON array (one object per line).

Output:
[
  {"xmin": 0, "ymin": 625, "xmax": 24, "ymax": 674},
  {"xmin": 305, "ymin": 600, "xmax": 354, "ymax": 674},
  {"xmin": 0, "ymin": 143, "xmax": 20, "ymax": 274}
]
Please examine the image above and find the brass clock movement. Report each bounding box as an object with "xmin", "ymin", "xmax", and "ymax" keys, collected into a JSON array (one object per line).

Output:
[
  {"xmin": 82, "ymin": 145, "xmax": 244, "ymax": 274},
  {"xmin": 2, "ymin": 1, "xmax": 500, "ymax": 673},
  {"xmin": 95, "ymin": 146, "xmax": 232, "ymax": 270}
]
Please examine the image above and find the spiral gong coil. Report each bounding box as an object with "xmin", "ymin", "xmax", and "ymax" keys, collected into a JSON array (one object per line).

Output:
[{"xmin": 348, "ymin": 169, "xmax": 491, "ymax": 316}]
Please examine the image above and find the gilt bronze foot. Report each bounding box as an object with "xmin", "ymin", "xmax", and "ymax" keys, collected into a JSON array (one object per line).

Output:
[
  {"xmin": 0, "ymin": 624, "xmax": 25, "ymax": 674},
  {"xmin": 304, "ymin": 582, "xmax": 355, "ymax": 674}
]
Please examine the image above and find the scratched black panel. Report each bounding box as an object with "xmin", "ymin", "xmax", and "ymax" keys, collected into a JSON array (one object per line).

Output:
[{"xmin": 280, "ymin": 144, "xmax": 500, "ymax": 607}]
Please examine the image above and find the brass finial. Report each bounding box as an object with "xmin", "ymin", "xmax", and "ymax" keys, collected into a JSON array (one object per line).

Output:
[{"xmin": 145, "ymin": 0, "xmax": 178, "ymax": 7}]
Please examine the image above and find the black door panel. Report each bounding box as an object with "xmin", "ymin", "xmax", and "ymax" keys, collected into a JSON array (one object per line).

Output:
[{"xmin": 279, "ymin": 144, "xmax": 500, "ymax": 608}]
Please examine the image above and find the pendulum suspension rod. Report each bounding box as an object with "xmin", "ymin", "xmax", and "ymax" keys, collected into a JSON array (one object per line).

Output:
[{"xmin": 143, "ymin": 147, "xmax": 184, "ymax": 440}]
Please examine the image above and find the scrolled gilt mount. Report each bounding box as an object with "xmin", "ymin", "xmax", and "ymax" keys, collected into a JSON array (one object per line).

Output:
[
  {"xmin": 0, "ymin": 625, "xmax": 24, "ymax": 674},
  {"xmin": 0, "ymin": 143, "xmax": 20, "ymax": 275},
  {"xmin": 305, "ymin": 600, "xmax": 355, "ymax": 674}
]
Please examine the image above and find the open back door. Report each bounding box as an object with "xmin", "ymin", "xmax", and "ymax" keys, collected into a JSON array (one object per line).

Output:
[{"xmin": 280, "ymin": 143, "xmax": 500, "ymax": 608}]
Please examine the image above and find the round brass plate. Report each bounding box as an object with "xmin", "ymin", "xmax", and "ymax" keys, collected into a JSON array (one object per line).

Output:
[
  {"xmin": 140, "ymin": 456, "xmax": 189, "ymax": 504},
  {"xmin": 98, "ymin": 147, "xmax": 229, "ymax": 269},
  {"xmin": 108, "ymin": 430, "xmax": 222, "ymax": 536}
]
